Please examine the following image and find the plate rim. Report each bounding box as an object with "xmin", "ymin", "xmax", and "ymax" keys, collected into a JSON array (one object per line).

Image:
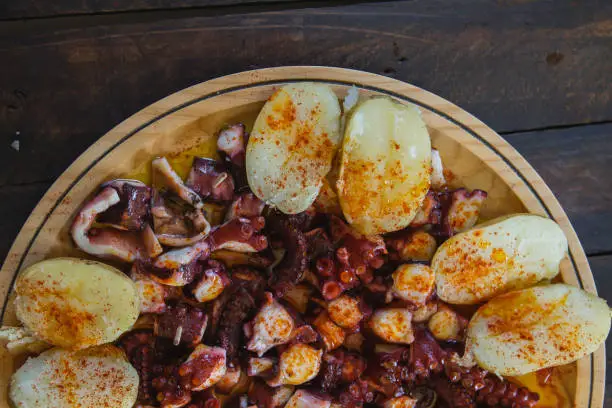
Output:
[{"xmin": 0, "ymin": 66, "xmax": 603, "ymax": 407}]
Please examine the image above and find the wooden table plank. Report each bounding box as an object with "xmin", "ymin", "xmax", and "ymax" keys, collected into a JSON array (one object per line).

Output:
[
  {"xmin": 0, "ymin": 183, "xmax": 49, "ymax": 263},
  {"xmin": 505, "ymin": 123, "xmax": 612, "ymax": 256},
  {"xmin": 0, "ymin": 0, "xmax": 303, "ymax": 20},
  {"xmin": 1, "ymin": 0, "xmax": 611, "ymax": 186}
]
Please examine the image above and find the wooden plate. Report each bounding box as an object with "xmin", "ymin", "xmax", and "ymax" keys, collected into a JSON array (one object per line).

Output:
[{"xmin": 0, "ymin": 67, "xmax": 603, "ymax": 407}]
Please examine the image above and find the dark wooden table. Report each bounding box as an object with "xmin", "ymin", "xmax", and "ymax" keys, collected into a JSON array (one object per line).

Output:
[{"xmin": 1, "ymin": 0, "xmax": 611, "ymax": 403}]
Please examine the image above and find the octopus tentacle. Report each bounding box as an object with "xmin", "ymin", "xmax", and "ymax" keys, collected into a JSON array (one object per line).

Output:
[
  {"xmin": 71, "ymin": 186, "xmax": 147, "ymax": 262},
  {"xmin": 152, "ymin": 157, "xmax": 203, "ymax": 209}
]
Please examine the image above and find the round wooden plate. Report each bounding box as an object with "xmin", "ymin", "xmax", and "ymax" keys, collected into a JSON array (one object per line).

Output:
[{"xmin": 0, "ymin": 67, "xmax": 603, "ymax": 407}]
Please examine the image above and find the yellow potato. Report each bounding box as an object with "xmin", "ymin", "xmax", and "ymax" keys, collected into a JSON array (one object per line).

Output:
[
  {"xmin": 433, "ymin": 214, "xmax": 568, "ymax": 304},
  {"xmin": 15, "ymin": 257, "xmax": 139, "ymax": 349},
  {"xmin": 246, "ymin": 83, "xmax": 341, "ymax": 214},
  {"xmin": 466, "ymin": 284, "xmax": 611, "ymax": 376},
  {"xmin": 337, "ymin": 98, "xmax": 431, "ymax": 235},
  {"xmin": 10, "ymin": 345, "xmax": 139, "ymax": 408}
]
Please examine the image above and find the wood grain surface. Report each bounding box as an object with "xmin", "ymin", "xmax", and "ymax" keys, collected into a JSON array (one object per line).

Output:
[
  {"xmin": 0, "ymin": 0, "xmax": 611, "ymax": 405},
  {"xmin": 0, "ymin": 0, "xmax": 302, "ymax": 19},
  {"xmin": 1, "ymin": 0, "xmax": 612, "ymax": 187}
]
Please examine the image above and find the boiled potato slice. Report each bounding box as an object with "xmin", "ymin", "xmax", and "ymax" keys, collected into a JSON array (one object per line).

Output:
[
  {"xmin": 337, "ymin": 98, "xmax": 431, "ymax": 235},
  {"xmin": 467, "ymin": 284, "xmax": 611, "ymax": 376},
  {"xmin": 15, "ymin": 257, "xmax": 139, "ymax": 349},
  {"xmin": 433, "ymin": 214, "xmax": 568, "ymax": 304},
  {"xmin": 10, "ymin": 345, "xmax": 138, "ymax": 408},
  {"xmin": 246, "ymin": 83, "xmax": 341, "ymax": 214}
]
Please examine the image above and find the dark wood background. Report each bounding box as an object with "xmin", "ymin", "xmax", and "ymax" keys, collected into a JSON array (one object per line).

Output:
[{"xmin": 1, "ymin": 0, "xmax": 611, "ymax": 402}]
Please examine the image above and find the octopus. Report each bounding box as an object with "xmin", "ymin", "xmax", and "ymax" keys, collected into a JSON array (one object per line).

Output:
[{"xmin": 71, "ymin": 122, "xmax": 541, "ymax": 408}]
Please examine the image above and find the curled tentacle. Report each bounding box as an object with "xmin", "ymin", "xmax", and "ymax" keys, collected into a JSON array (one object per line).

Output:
[
  {"xmin": 71, "ymin": 186, "xmax": 147, "ymax": 262},
  {"xmin": 314, "ymin": 216, "xmax": 387, "ymax": 299},
  {"xmin": 152, "ymin": 364, "xmax": 193, "ymax": 408},
  {"xmin": 431, "ymin": 376, "xmax": 475, "ymax": 408},
  {"xmin": 211, "ymin": 217, "xmax": 268, "ymax": 253},
  {"xmin": 267, "ymin": 219, "xmax": 308, "ymax": 297},
  {"xmin": 210, "ymin": 268, "xmax": 265, "ymax": 364}
]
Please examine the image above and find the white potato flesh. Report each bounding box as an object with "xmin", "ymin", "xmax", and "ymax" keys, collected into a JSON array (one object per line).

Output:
[
  {"xmin": 10, "ymin": 345, "xmax": 138, "ymax": 408},
  {"xmin": 246, "ymin": 83, "xmax": 341, "ymax": 214},
  {"xmin": 15, "ymin": 258, "xmax": 139, "ymax": 349},
  {"xmin": 370, "ymin": 308, "xmax": 414, "ymax": 344},
  {"xmin": 391, "ymin": 264, "xmax": 435, "ymax": 305},
  {"xmin": 337, "ymin": 98, "xmax": 431, "ymax": 235},
  {"xmin": 467, "ymin": 284, "xmax": 611, "ymax": 376},
  {"xmin": 433, "ymin": 214, "xmax": 568, "ymax": 304}
]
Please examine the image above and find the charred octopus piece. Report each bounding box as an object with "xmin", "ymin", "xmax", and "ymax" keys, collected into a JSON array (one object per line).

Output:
[
  {"xmin": 445, "ymin": 188, "xmax": 487, "ymax": 233},
  {"xmin": 284, "ymin": 389, "xmax": 331, "ymax": 408},
  {"xmin": 431, "ymin": 188, "xmax": 487, "ymax": 237},
  {"xmin": 186, "ymin": 158, "xmax": 235, "ymax": 202},
  {"xmin": 152, "ymin": 365, "xmax": 193, "ymax": 408},
  {"xmin": 246, "ymin": 292, "xmax": 295, "ymax": 356},
  {"xmin": 118, "ymin": 330, "xmax": 157, "ymax": 404},
  {"xmin": 131, "ymin": 265, "xmax": 172, "ymax": 314},
  {"xmin": 410, "ymin": 191, "xmax": 441, "ymax": 228},
  {"xmin": 154, "ymin": 303, "xmax": 208, "ymax": 346},
  {"xmin": 316, "ymin": 216, "xmax": 387, "ymax": 300},
  {"xmin": 217, "ymin": 124, "xmax": 247, "ymax": 167},
  {"xmin": 71, "ymin": 186, "xmax": 147, "ymax": 262},
  {"xmin": 211, "ymin": 217, "xmax": 268, "ymax": 253},
  {"xmin": 212, "ymin": 268, "xmax": 265, "ymax": 363},
  {"xmin": 225, "ymin": 192, "xmax": 265, "ymax": 221},
  {"xmin": 152, "ymin": 157, "xmax": 203, "ymax": 209},
  {"xmin": 98, "ymin": 179, "xmax": 151, "ymax": 231},
  {"xmin": 142, "ymin": 224, "xmax": 164, "ymax": 258},
  {"xmin": 267, "ymin": 219, "xmax": 308, "ymax": 297},
  {"xmin": 248, "ymin": 380, "xmax": 294, "ymax": 408},
  {"xmin": 191, "ymin": 260, "xmax": 231, "ymax": 303},
  {"xmin": 178, "ymin": 344, "xmax": 227, "ymax": 391},
  {"xmin": 147, "ymin": 240, "xmax": 210, "ymax": 286},
  {"xmin": 151, "ymin": 188, "xmax": 211, "ymax": 247}
]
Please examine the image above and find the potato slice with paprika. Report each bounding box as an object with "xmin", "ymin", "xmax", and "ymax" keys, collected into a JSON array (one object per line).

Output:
[
  {"xmin": 246, "ymin": 83, "xmax": 341, "ymax": 214},
  {"xmin": 14, "ymin": 257, "xmax": 139, "ymax": 349},
  {"xmin": 337, "ymin": 98, "xmax": 431, "ymax": 235},
  {"xmin": 466, "ymin": 284, "xmax": 611, "ymax": 376},
  {"xmin": 433, "ymin": 214, "xmax": 568, "ymax": 304}
]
